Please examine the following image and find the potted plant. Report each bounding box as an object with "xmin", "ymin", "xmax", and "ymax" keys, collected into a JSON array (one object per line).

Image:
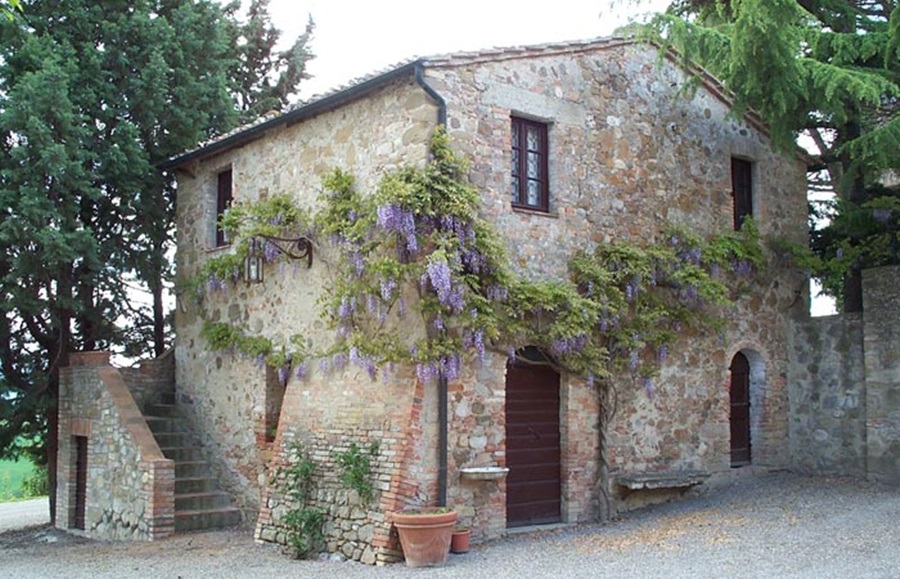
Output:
[
  {"xmin": 450, "ymin": 526, "xmax": 470, "ymax": 554},
  {"xmin": 391, "ymin": 507, "xmax": 458, "ymax": 567}
]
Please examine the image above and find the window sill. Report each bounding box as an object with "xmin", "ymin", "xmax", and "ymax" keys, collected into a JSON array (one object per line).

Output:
[
  {"xmin": 511, "ymin": 206, "xmax": 559, "ymax": 218},
  {"xmin": 205, "ymin": 243, "xmax": 232, "ymax": 255}
]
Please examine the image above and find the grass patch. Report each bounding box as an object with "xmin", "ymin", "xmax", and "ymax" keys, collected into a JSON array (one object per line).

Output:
[{"xmin": 0, "ymin": 458, "xmax": 38, "ymax": 502}]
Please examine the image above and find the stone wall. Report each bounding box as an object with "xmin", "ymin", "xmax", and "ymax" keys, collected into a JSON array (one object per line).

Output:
[
  {"xmin": 788, "ymin": 314, "xmax": 866, "ymax": 476},
  {"xmin": 788, "ymin": 265, "xmax": 900, "ymax": 484},
  {"xmin": 174, "ymin": 76, "xmax": 439, "ymax": 521},
  {"xmin": 57, "ymin": 352, "xmax": 174, "ymax": 540},
  {"xmin": 427, "ymin": 40, "xmax": 807, "ymax": 511}
]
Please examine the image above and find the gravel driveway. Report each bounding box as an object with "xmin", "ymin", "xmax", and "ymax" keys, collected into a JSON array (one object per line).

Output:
[{"xmin": 2, "ymin": 472, "xmax": 898, "ymax": 578}]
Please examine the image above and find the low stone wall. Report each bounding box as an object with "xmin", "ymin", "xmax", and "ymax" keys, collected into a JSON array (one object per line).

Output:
[
  {"xmin": 57, "ymin": 352, "xmax": 175, "ymax": 540},
  {"xmin": 788, "ymin": 266, "xmax": 900, "ymax": 484}
]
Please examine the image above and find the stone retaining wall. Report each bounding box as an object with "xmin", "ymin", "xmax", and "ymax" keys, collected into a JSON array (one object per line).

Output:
[
  {"xmin": 57, "ymin": 352, "xmax": 174, "ymax": 540},
  {"xmin": 789, "ymin": 266, "xmax": 900, "ymax": 484}
]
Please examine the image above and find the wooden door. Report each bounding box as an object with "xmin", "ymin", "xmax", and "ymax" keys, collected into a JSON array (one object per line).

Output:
[
  {"xmin": 75, "ymin": 436, "xmax": 88, "ymax": 530},
  {"xmin": 729, "ymin": 353, "xmax": 751, "ymax": 467},
  {"xmin": 506, "ymin": 362, "xmax": 561, "ymax": 527}
]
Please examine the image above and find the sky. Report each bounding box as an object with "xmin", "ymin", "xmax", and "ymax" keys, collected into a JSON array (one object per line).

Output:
[{"xmin": 268, "ymin": 0, "xmax": 670, "ymax": 98}]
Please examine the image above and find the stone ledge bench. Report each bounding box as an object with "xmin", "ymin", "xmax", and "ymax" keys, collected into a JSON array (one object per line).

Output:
[{"xmin": 616, "ymin": 470, "xmax": 710, "ymax": 495}]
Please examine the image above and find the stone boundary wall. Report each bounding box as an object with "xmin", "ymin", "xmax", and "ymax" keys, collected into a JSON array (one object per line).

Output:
[
  {"xmin": 57, "ymin": 352, "xmax": 175, "ymax": 540},
  {"xmin": 788, "ymin": 266, "xmax": 900, "ymax": 484}
]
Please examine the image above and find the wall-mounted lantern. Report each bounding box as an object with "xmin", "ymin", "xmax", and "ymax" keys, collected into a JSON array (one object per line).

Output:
[{"xmin": 243, "ymin": 234, "xmax": 314, "ymax": 284}]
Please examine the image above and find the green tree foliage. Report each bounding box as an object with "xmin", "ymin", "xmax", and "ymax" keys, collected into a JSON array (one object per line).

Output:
[
  {"xmin": 0, "ymin": 0, "xmax": 312, "ymax": 521},
  {"xmin": 644, "ymin": 0, "xmax": 900, "ymax": 311}
]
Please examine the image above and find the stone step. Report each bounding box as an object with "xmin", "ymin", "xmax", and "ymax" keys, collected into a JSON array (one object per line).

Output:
[
  {"xmin": 145, "ymin": 416, "xmax": 189, "ymax": 435},
  {"xmin": 157, "ymin": 391, "xmax": 176, "ymax": 406},
  {"xmin": 175, "ymin": 476, "xmax": 216, "ymax": 494},
  {"xmin": 175, "ymin": 491, "xmax": 234, "ymax": 511},
  {"xmin": 174, "ymin": 507, "xmax": 242, "ymax": 532},
  {"xmin": 145, "ymin": 403, "xmax": 179, "ymax": 418},
  {"xmin": 159, "ymin": 446, "xmax": 205, "ymax": 462},
  {"xmin": 175, "ymin": 460, "xmax": 212, "ymax": 478},
  {"xmin": 153, "ymin": 432, "xmax": 191, "ymax": 448}
]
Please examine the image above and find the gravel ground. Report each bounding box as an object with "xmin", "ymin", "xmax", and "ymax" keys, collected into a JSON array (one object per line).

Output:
[{"xmin": 2, "ymin": 472, "xmax": 898, "ymax": 579}]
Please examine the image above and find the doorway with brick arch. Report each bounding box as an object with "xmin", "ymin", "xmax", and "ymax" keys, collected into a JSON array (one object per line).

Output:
[{"xmin": 505, "ymin": 349, "xmax": 561, "ymax": 527}]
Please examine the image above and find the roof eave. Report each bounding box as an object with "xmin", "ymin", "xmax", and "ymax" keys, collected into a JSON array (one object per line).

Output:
[{"xmin": 161, "ymin": 60, "xmax": 422, "ymax": 171}]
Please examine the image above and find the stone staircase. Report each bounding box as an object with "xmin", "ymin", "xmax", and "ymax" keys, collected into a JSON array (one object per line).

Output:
[{"xmin": 143, "ymin": 395, "xmax": 242, "ymax": 532}]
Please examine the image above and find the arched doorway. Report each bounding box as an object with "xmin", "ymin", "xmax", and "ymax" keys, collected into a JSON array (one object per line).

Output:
[
  {"xmin": 505, "ymin": 351, "xmax": 561, "ymax": 527},
  {"xmin": 729, "ymin": 352, "xmax": 751, "ymax": 467}
]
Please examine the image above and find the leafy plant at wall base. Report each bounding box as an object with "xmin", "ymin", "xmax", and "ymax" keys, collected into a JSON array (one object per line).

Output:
[
  {"xmin": 333, "ymin": 442, "xmax": 379, "ymax": 503},
  {"xmin": 277, "ymin": 443, "xmax": 323, "ymax": 559}
]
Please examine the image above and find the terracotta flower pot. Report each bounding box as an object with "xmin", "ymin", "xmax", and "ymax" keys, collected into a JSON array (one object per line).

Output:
[
  {"xmin": 450, "ymin": 528, "xmax": 470, "ymax": 554},
  {"xmin": 391, "ymin": 509, "xmax": 458, "ymax": 567}
]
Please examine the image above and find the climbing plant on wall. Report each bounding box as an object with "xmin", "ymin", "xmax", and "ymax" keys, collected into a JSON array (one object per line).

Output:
[{"xmin": 189, "ymin": 128, "xmax": 765, "ymax": 392}]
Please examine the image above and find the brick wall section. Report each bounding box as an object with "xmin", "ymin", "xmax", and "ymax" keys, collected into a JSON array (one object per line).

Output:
[
  {"xmin": 57, "ymin": 351, "xmax": 175, "ymax": 540},
  {"xmin": 119, "ymin": 349, "xmax": 175, "ymax": 411}
]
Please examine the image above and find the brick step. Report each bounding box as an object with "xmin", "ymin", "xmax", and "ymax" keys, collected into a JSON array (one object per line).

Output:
[
  {"xmin": 175, "ymin": 460, "xmax": 213, "ymax": 478},
  {"xmin": 159, "ymin": 446, "xmax": 205, "ymax": 462},
  {"xmin": 175, "ymin": 491, "xmax": 234, "ymax": 511},
  {"xmin": 175, "ymin": 507, "xmax": 242, "ymax": 532},
  {"xmin": 175, "ymin": 476, "xmax": 216, "ymax": 494}
]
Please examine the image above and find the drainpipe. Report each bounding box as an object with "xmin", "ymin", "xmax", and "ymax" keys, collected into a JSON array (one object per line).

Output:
[
  {"xmin": 438, "ymin": 376, "xmax": 449, "ymax": 507},
  {"xmin": 414, "ymin": 62, "xmax": 450, "ymax": 507},
  {"xmin": 414, "ymin": 62, "xmax": 447, "ymax": 128}
]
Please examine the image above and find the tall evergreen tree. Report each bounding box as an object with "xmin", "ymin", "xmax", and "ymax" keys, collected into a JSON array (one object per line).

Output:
[
  {"xmin": 644, "ymin": 0, "xmax": 900, "ymax": 311},
  {"xmin": 0, "ymin": 0, "xmax": 313, "ymax": 521}
]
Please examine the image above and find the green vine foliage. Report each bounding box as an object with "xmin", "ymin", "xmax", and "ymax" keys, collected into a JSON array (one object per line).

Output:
[
  {"xmin": 277, "ymin": 443, "xmax": 324, "ymax": 560},
  {"xmin": 191, "ymin": 128, "xmax": 765, "ymax": 394},
  {"xmin": 333, "ymin": 442, "xmax": 379, "ymax": 504}
]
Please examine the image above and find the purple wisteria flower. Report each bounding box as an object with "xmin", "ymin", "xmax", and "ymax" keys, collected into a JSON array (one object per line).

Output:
[
  {"xmin": 377, "ymin": 204, "xmax": 418, "ymax": 252},
  {"xmin": 380, "ymin": 277, "xmax": 396, "ymax": 301},
  {"xmin": 318, "ymin": 358, "xmax": 330, "ymax": 373},
  {"xmin": 644, "ymin": 377, "xmax": 654, "ymax": 398},
  {"xmin": 587, "ymin": 373, "xmax": 595, "ymax": 390},
  {"xmin": 629, "ymin": 350, "xmax": 639, "ymax": 370},
  {"xmin": 263, "ymin": 240, "xmax": 280, "ymax": 263},
  {"xmin": 277, "ymin": 365, "xmax": 290, "ymax": 385},
  {"xmin": 658, "ymin": 344, "xmax": 668, "ymax": 363},
  {"xmin": 348, "ymin": 250, "xmax": 365, "ymax": 277},
  {"xmin": 731, "ymin": 259, "xmax": 752, "ymax": 277},
  {"xmin": 294, "ymin": 362, "xmax": 307, "ymax": 380},
  {"xmin": 426, "ymin": 256, "xmax": 454, "ymax": 307},
  {"xmin": 332, "ymin": 352, "xmax": 348, "ymax": 369}
]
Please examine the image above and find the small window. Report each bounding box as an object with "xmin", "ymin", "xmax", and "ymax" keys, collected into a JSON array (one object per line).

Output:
[
  {"xmin": 731, "ymin": 158, "xmax": 752, "ymax": 230},
  {"xmin": 511, "ymin": 117, "xmax": 549, "ymax": 212},
  {"xmin": 216, "ymin": 168, "xmax": 233, "ymax": 247}
]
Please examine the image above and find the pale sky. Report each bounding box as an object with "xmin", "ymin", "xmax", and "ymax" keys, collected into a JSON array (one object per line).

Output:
[{"xmin": 268, "ymin": 0, "xmax": 670, "ymax": 98}]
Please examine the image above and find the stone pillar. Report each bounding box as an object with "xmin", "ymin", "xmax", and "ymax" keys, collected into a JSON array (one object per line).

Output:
[{"xmin": 863, "ymin": 266, "xmax": 900, "ymax": 484}]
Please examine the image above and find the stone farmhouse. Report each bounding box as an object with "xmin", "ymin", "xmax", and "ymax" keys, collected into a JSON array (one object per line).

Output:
[{"xmin": 55, "ymin": 36, "xmax": 900, "ymax": 563}]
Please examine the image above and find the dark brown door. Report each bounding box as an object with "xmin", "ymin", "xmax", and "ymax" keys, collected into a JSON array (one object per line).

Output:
[
  {"xmin": 506, "ymin": 362, "xmax": 561, "ymax": 527},
  {"xmin": 75, "ymin": 436, "xmax": 88, "ymax": 530},
  {"xmin": 729, "ymin": 353, "xmax": 751, "ymax": 467}
]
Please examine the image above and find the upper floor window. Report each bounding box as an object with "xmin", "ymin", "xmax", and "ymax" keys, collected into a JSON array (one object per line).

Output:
[
  {"xmin": 731, "ymin": 157, "xmax": 752, "ymax": 230},
  {"xmin": 511, "ymin": 116, "xmax": 549, "ymax": 212},
  {"xmin": 216, "ymin": 167, "xmax": 233, "ymax": 247}
]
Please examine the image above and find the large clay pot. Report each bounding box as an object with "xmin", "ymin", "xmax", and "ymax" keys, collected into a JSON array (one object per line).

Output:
[{"xmin": 391, "ymin": 509, "xmax": 458, "ymax": 567}]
